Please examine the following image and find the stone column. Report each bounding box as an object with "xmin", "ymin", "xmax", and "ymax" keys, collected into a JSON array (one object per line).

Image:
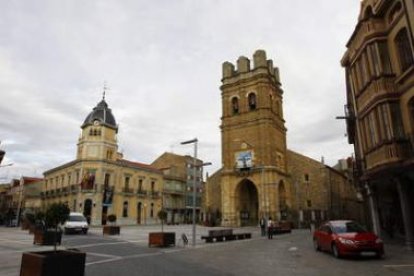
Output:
[
  {"xmin": 365, "ymin": 183, "xmax": 381, "ymax": 236},
  {"xmin": 396, "ymin": 178, "xmax": 414, "ymax": 251}
]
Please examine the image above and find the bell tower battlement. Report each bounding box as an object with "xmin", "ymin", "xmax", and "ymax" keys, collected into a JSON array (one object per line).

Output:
[
  {"xmin": 220, "ymin": 50, "xmax": 287, "ymax": 174},
  {"xmin": 222, "ymin": 49, "xmax": 281, "ymax": 85}
]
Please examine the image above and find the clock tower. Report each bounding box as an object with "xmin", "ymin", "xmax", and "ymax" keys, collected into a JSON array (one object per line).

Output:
[
  {"xmin": 220, "ymin": 50, "xmax": 291, "ymax": 226},
  {"xmin": 77, "ymin": 96, "xmax": 118, "ymax": 161}
]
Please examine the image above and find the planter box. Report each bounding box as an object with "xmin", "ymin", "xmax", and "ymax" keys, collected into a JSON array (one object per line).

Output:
[
  {"xmin": 149, "ymin": 232, "xmax": 175, "ymax": 247},
  {"xmin": 103, "ymin": 225, "xmax": 120, "ymax": 235},
  {"xmin": 20, "ymin": 249, "xmax": 86, "ymax": 276},
  {"xmin": 33, "ymin": 230, "xmax": 62, "ymax": 245},
  {"xmin": 21, "ymin": 221, "xmax": 30, "ymax": 230}
]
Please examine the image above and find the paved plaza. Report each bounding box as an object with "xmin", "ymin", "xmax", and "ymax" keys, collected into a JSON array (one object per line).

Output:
[{"xmin": 0, "ymin": 225, "xmax": 414, "ymax": 276}]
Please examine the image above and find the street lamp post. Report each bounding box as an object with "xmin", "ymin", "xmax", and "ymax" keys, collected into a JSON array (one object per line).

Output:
[
  {"xmin": 181, "ymin": 138, "xmax": 198, "ymax": 247},
  {"xmin": 180, "ymin": 138, "xmax": 212, "ymax": 247}
]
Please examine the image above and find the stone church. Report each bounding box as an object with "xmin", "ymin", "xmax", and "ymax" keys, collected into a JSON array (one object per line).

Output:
[{"xmin": 204, "ymin": 50, "xmax": 364, "ymax": 228}]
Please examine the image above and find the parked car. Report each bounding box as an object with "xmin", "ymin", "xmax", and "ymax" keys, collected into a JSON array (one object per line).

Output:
[
  {"xmin": 313, "ymin": 220, "xmax": 384, "ymax": 258},
  {"xmin": 64, "ymin": 212, "xmax": 89, "ymax": 234}
]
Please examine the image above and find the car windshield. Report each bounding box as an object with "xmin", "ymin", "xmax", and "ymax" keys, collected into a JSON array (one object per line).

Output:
[
  {"xmin": 69, "ymin": 215, "xmax": 86, "ymax": 222},
  {"xmin": 332, "ymin": 221, "xmax": 367, "ymax": 234}
]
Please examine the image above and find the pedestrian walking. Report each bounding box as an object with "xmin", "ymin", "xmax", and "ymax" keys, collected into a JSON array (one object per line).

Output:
[
  {"xmin": 267, "ymin": 217, "xmax": 273, "ymax": 239},
  {"xmin": 259, "ymin": 216, "xmax": 266, "ymax": 237}
]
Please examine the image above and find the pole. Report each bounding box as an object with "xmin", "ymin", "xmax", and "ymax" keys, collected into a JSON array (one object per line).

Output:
[
  {"xmin": 192, "ymin": 141, "xmax": 198, "ymax": 247},
  {"xmin": 181, "ymin": 138, "xmax": 198, "ymax": 247}
]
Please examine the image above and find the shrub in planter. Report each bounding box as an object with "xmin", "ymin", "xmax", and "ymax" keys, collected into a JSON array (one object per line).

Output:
[
  {"xmin": 103, "ymin": 214, "xmax": 120, "ymax": 235},
  {"xmin": 148, "ymin": 209, "xmax": 175, "ymax": 247},
  {"xmin": 21, "ymin": 203, "xmax": 86, "ymax": 276},
  {"xmin": 33, "ymin": 203, "xmax": 70, "ymax": 249},
  {"xmin": 21, "ymin": 210, "xmax": 35, "ymax": 230}
]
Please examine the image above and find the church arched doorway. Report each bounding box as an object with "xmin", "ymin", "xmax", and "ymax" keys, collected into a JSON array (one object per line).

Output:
[{"xmin": 236, "ymin": 179, "xmax": 258, "ymax": 226}]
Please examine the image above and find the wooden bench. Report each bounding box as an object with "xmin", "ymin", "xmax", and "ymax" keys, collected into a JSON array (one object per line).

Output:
[
  {"xmin": 201, "ymin": 229, "xmax": 251, "ymax": 243},
  {"xmin": 270, "ymin": 221, "xmax": 292, "ymax": 235}
]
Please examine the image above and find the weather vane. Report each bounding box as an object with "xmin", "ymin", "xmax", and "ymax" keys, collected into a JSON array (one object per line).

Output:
[{"xmin": 103, "ymin": 81, "xmax": 109, "ymax": 100}]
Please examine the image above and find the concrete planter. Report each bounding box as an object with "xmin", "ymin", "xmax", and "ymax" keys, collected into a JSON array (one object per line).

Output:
[
  {"xmin": 148, "ymin": 232, "xmax": 175, "ymax": 247},
  {"xmin": 33, "ymin": 230, "xmax": 62, "ymax": 245},
  {"xmin": 20, "ymin": 249, "xmax": 86, "ymax": 276},
  {"xmin": 103, "ymin": 225, "xmax": 120, "ymax": 235}
]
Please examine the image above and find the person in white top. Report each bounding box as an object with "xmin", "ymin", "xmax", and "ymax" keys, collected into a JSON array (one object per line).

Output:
[{"xmin": 267, "ymin": 217, "xmax": 273, "ymax": 239}]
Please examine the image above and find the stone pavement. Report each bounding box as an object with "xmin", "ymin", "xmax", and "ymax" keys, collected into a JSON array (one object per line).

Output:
[{"xmin": 1, "ymin": 225, "xmax": 414, "ymax": 276}]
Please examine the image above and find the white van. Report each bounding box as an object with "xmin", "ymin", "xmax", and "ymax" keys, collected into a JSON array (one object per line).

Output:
[{"xmin": 64, "ymin": 212, "xmax": 89, "ymax": 234}]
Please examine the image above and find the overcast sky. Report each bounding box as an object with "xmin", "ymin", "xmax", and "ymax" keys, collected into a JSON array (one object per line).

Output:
[{"xmin": 0, "ymin": 0, "xmax": 361, "ymax": 182}]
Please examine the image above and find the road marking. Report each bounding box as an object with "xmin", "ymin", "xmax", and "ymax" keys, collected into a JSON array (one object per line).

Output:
[
  {"xmin": 85, "ymin": 252, "xmax": 162, "ymax": 266},
  {"xmin": 383, "ymin": 264, "xmax": 414, "ymax": 268},
  {"xmin": 72, "ymin": 241, "xmax": 130, "ymax": 248},
  {"xmin": 85, "ymin": 257, "xmax": 122, "ymax": 266},
  {"xmin": 86, "ymin": 252, "xmax": 120, "ymax": 258}
]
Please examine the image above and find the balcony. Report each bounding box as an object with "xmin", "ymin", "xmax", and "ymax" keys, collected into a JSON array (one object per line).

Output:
[
  {"xmin": 71, "ymin": 185, "xmax": 78, "ymax": 194},
  {"xmin": 365, "ymin": 139, "xmax": 412, "ymax": 171},
  {"xmin": 150, "ymin": 191, "xmax": 161, "ymax": 199},
  {"xmin": 137, "ymin": 189, "xmax": 147, "ymax": 197},
  {"xmin": 122, "ymin": 187, "xmax": 134, "ymax": 196},
  {"xmin": 81, "ymin": 185, "xmax": 96, "ymax": 193},
  {"xmin": 357, "ymin": 77, "xmax": 396, "ymax": 113}
]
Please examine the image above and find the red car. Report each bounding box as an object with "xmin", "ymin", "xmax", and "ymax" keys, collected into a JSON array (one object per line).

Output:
[{"xmin": 313, "ymin": 220, "xmax": 384, "ymax": 258}]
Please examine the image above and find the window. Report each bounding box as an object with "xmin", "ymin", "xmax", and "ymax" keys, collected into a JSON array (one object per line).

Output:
[
  {"xmin": 388, "ymin": 2, "xmax": 402, "ymax": 23},
  {"xmin": 104, "ymin": 173, "xmax": 110, "ymax": 188},
  {"xmin": 368, "ymin": 113, "xmax": 378, "ymax": 146},
  {"xmin": 125, "ymin": 176, "xmax": 130, "ymax": 188},
  {"xmin": 378, "ymin": 41, "xmax": 393, "ymax": 74},
  {"xmin": 248, "ymin": 93, "xmax": 257, "ymax": 110},
  {"xmin": 368, "ymin": 44, "xmax": 381, "ymax": 77},
  {"xmin": 307, "ymin": 200, "xmax": 312, "ymax": 208},
  {"xmin": 138, "ymin": 179, "xmax": 143, "ymax": 192},
  {"xmin": 304, "ymin": 174, "xmax": 309, "ymax": 182},
  {"xmin": 231, "ymin": 97, "xmax": 239, "ymax": 114},
  {"xmin": 409, "ymin": 98, "xmax": 414, "ymax": 129},
  {"xmin": 395, "ymin": 28, "xmax": 414, "ymax": 72},
  {"xmin": 106, "ymin": 150, "xmax": 113, "ymax": 159},
  {"xmin": 151, "ymin": 181, "xmax": 155, "ymax": 193},
  {"xmin": 150, "ymin": 203, "xmax": 154, "ymax": 218},
  {"xmin": 123, "ymin": 201, "xmax": 128, "ymax": 217},
  {"xmin": 390, "ymin": 103, "xmax": 404, "ymax": 138}
]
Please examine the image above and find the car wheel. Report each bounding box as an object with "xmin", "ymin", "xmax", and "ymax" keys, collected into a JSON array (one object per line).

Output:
[
  {"xmin": 313, "ymin": 239, "xmax": 320, "ymax": 251},
  {"xmin": 332, "ymin": 243, "xmax": 341, "ymax": 258},
  {"xmin": 82, "ymin": 229, "xmax": 88, "ymax": 234},
  {"xmin": 64, "ymin": 228, "xmax": 69, "ymax": 235}
]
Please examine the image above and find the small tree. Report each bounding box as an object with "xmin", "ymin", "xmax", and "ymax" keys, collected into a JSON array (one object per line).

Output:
[
  {"xmin": 107, "ymin": 214, "xmax": 117, "ymax": 225},
  {"xmin": 44, "ymin": 203, "xmax": 70, "ymax": 252},
  {"xmin": 157, "ymin": 209, "xmax": 167, "ymax": 232},
  {"xmin": 23, "ymin": 209, "xmax": 36, "ymax": 225}
]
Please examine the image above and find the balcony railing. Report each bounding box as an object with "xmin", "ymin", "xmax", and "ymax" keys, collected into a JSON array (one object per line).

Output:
[
  {"xmin": 122, "ymin": 187, "xmax": 134, "ymax": 195},
  {"xmin": 150, "ymin": 191, "xmax": 161, "ymax": 199},
  {"xmin": 137, "ymin": 189, "xmax": 147, "ymax": 197}
]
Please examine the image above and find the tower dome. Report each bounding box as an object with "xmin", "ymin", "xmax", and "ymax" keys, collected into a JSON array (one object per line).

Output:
[{"xmin": 82, "ymin": 99, "xmax": 117, "ymax": 130}]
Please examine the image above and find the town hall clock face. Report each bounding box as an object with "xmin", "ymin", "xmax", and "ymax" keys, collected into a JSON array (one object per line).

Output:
[{"xmin": 93, "ymin": 119, "xmax": 100, "ymax": 126}]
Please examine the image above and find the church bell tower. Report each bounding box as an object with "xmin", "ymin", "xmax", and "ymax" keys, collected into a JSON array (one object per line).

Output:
[{"xmin": 220, "ymin": 50, "xmax": 290, "ymax": 226}]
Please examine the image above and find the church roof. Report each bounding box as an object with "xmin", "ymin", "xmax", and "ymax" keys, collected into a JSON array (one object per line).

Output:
[{"xmin": 82, "ymin": 99, "xmax": 117, "ymax": 130}]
